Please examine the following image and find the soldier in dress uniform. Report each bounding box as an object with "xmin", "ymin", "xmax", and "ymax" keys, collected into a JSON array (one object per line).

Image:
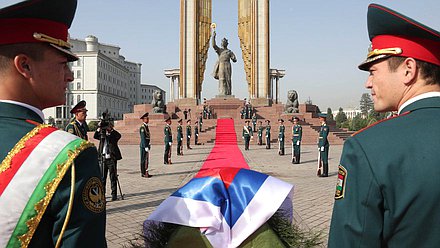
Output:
[
  {"xmin": 65, "ymin": 100, "xmax": 89, "ymax": 140},
  {"xmin": 242, "ymin": 120, "xmax": 253, "ymax": 150},
  {"xmin": 278, "ymin": 119, "xmax": 285, "ymax": 155},
  {"xmin": 329, "ymin": 4, "xmax": 440, "ymax": 247},
  {"xmin": 251, "ymin": 113, "xmax": 257, "ymax": 132},
  {"xmin": 257, "ymin": 121, "xmax": 264, "ymax": 145},
  {"xmin": 317, "ymin": 113, "xmax": 329, "ymax": 177},
  {"xmin": 177, "ymin": 119, "xmax": 183, "ymax": 156},
  {"xmin": 140, "ymin": 112, "xmax": 152, "ymax": 178},
  {"xmin": 194, "ymin": 121, "xmax": 199, "ymax": 145},
  {"xmin": 0, "ymin": 1, "xmax": 106, "ymax": 246},
  {"xmin": 265, "ymin": 120, "xmax": 271, "ymax": 149},
  {"xmin": 186, "ymin": 119, "xmax": 192, "ymax": 149},
  {"xmin": 164, "ymin": 117, "xmax": 172, "ymax": 164},
  {"xmin": 198, "ymin": 112, "xmax": 203, "ymax": 132},
  {"xmin": 292, "ymin": 116, "xmax": 302, "ymax": 164}
]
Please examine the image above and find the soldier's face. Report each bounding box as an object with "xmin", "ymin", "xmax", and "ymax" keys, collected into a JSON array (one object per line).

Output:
[
  {"xmin": 30, "ymin": 47, "xmax": 74, "ymax": 109},
  {"xmin": 143, "ymin": 117, "xmax": 149, "ymax": 124},
  {"xmin": 76, "ymin": 110, "xmax": 87, "ymax": 122},
  {"xmin": 365, "ymin": 59, "xmax": 404, "ymax": 112}
]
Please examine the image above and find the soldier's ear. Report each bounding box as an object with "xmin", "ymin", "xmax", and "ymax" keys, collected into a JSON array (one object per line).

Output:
[{"xmin": 14, "ymin": 55, "xmax": 32, "ymax": 78}]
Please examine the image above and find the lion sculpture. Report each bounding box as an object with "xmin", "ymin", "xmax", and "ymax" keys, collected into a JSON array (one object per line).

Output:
[
  {"xmin": 285, "ymin": 90, "xmax": 299, "ymax": 113},
  {"xmin": 151, "ymin": 90, "xmax": 166, "ymax": 113}
]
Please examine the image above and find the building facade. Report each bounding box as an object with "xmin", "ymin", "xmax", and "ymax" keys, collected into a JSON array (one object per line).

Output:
[{"xmin": 43, "ymin": 35, "xmax": 143, "ymax": 126}]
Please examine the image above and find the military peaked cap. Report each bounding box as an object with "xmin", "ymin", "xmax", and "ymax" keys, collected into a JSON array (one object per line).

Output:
[
  {"xmin": 0, "ymin": 0, "xmax": 78, "ymax": 61},
  {"xmin": 359, "ymin": 4, "xmax": 440, "ymax": 71},
  {"xmin": 140, "ymin": 112, "xmax": 149, "ymax": 119},
  {"xmin": 318, "ymin": 113, "xmax": 327, "ymax": 118},
  {"xmin": 70, "ymin": 100, "xmax": 87, "ymax": 114}
]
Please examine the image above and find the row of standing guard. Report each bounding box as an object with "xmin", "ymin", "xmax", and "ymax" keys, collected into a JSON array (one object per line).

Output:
[{"xmin": 242, "ymin": 113, "xmax": 330, "ymax": 177}]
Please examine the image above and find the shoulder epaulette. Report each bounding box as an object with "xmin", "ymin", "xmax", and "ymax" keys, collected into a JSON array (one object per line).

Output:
[{"xmin": 352, "ymin": 111, "xmax": 411, "ymax": 137}]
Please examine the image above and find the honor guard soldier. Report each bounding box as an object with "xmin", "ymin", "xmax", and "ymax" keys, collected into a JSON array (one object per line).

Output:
[
  {"xmin": 292, "ymin": 117, "xmax": 302, "ymax": 164},
  {"xmin": 0, "ymin": 0, "xmax": 106, "ymax": 247},
  {"xmin": 177, "ymin": 119, "xmax": 183, "ymax": 155},
  {"xmin": 251, "ymin": 113, "xmax": 257, "ymax": 131},
  {"xmin": 317, "ymin": 113, "xmax": 329, "ymax": 177},
  {"xmin": 278, "ymin": 119, "xmax": 285, "ymax": 155},
  {"xmin": 186, "ymin": 119, "xmax": 192, "ymax": 149},
  {"xmin": 194, "ymin": 121, "xmax": 199, "ymax": 145},
  {"xmin": 198, "ymin": 112, "xmax": 203, "ymax": 132},
  {"xmin": 164, "ymin": 117, "xmax": 172, "ymax": 164},
  {"xmin": 65, "ymin": 100, "xmax": 89, "ymax": 140},
  {"xmin": 329, "ymin": 4, "xmax": 440, "ymax": 247},
  {"xmin": 257, "ymin": 121, "xmax": 264, "ymax": 145},
  {"xmin": 140, "ymin": 113, "xmax": 152, "ymax": 178},
  {"xmin": 242, "ymin": 120, "xmax": 253, "ymax": 150},
  {"xmin": 265, "ymin": 120, "xmax": 271, "ymax": 149}
]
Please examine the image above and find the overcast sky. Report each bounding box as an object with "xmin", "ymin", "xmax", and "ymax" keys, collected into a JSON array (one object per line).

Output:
[{"xmin": 67, "ymin": 0, "xmax": 440, "ymax": 111}]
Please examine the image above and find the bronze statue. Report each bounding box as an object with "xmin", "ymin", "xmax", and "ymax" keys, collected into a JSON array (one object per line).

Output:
[{"xmin": 212, "ymin": 31, "xmax": 237, "ymax": 95}]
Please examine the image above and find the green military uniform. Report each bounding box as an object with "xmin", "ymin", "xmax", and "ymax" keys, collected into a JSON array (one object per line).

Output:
[
  {"xmin": 0, "ymin": 102, "xmax": 106, "ymax": 247},
  {"xmin": 177, "ymin": 122, "xmax": 183, "ymax": 155},
  {"xmin": 318, "ymin": 118, "xmax": 329, "ymax": 177},
  {"xmin": 329, "ymin": 4, "xmax": 440, "ymax": 247},
  {"xmin": 198, "ymin": 114, "xmax": 203, "ymax": 132},
  {"xmin": 278, "ymin": 120, "xmax": 285, "ymax": 155},
  {"xmin": 251, "ymin": 114, "xmax": 257, "ymax": 131},
  {"xmin": 242, "ymin": 121, "xmax": 253, "ymax": 150},
  {"xmin": 65, "ymin": 120, "xmax": 89, "ymax": 140},
  {"xmin": 194, "ymin": 123, "xmax": 199, "ymax": 145},
  {"xmin": 292, "ymin": 121, "xmax": 302, "ymax": 164},
  {"xmin": 186, "ymin": 122, "xmax": 192, "ymax": 149},
  {"xmin": 164, "ymin": 121, "xmax": 172, "ymax": 164},
  {"xmin": 265, "ymin": 121, "xmax": 271, "ymax": 149},
  {"xmin": 257, "ymin": 125, "xmax": 264, "ymax": 145},
  {"xmin": 139, "ymin": 113, "xmax": 151, "ymax": 177}
]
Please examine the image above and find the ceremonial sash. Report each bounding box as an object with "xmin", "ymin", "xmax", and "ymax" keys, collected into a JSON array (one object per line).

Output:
[{"xmin": 0, "ymin": 125, "xmax": 93, "ymax": 248}]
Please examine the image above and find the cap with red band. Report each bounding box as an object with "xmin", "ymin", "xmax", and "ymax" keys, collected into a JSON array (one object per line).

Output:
[
  {"xmin": 359, "ymin": 4, "xmax": 440, "ymax": 71},
  {"xmin": 0, "ymin": 0, "xmax": 78, "ymax": 61}
]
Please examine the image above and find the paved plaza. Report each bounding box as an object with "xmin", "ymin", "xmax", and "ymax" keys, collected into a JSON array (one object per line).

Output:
[{"xmin": 105, "ymin": 143, "xmax": 343, "ymax": 247}]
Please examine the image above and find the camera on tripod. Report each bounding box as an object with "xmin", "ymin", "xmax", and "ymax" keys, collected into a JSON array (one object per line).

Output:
[{"xmin": 98, "ymin": 110, "xmax": 114, "ymax": 130}]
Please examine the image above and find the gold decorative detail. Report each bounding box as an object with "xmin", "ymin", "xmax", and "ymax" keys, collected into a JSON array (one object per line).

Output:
[
  {"xmin": 0, "ymin": 124, "xmax": 51, "ymax": 174},
  {"xmin": 17, "ymin": 140, "xmax": 94, "ymax": 247},
  {"xmin": 367, "ymin": 47, "xmax": 403, "ymax": 59},
  {"xmin": 33, "ymin": 33, "xmax": 72, "ymax": 48}
]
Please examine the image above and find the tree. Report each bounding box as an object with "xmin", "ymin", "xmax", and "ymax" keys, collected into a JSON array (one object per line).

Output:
[
  {"xmin": 360, "ymin": 93, "xmax": 373, "ymax": 117},
  {"xmin": 335, "ymin": 107, "xmax": 348, "ymax": 128},
  {"xmin": 327, "ymin": 108, "xmax": 334, "ymax": 121}
]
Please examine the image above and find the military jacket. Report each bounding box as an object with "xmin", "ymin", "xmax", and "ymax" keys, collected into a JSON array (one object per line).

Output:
[
  {"xmin": 329, "ymin": 96, "xmax": 440, "ymax": 247},
  {"xmin": 65, "ymin": 120, "xmax": 89, "ymax": 140},
  {"xmin": 252, "ymin": 116, "xmax": 257, "ymax": 125},
  {"xmin": 164, "ymin": 124, "xmax": 172, "ymax": 143},
  {"xmin": 177, "ymin": 125, "xmax": 183, "ymax": 140},
  {"xmin": 140, "ymin": 123, "xmax": 150, "ymax": 148},
  {"xmin": 266, "ymin": 125, "xmax": 271, "ymax": 137},
  {"xmin": 186, "ymin": 125, "xmax": 192, "ymax": 137},
  {"xmin": 292, "ymin": 125, "xmax": 302, "ymax": 143},
  {"xmin": 258, "ymin": 126, "xmax": 263, "ymax": 137},
  {"xmin": 242, "ymin": 125, "xmax": 253, "ymax": 138},
  {"xmin": 0, "ymin": 102, "xmax": 106, "ymax": 247},
  {"xmin": 194, "ymin": 126, "xmax": 199, "ymax": 136},
  {"xmin": 278, "ymin": 125, "xmax": 285, "ymax": 139},
  {"xmin": 318, "ymin": 123, "xmax": 329, "ymax": 147}
]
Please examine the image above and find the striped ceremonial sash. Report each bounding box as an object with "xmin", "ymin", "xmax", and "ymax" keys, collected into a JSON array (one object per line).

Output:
[{"xmin": 0, "ymin": 125, "xmax": 93, "ymax": 248}]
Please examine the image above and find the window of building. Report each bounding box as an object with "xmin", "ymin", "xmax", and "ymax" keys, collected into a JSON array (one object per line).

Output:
[
  {"xmin": 56, "ymin": 107, "xmax": 62, "ymax": 118},
  {"xmin": 77, "ymin": 95, "xmax": 81, "ymax": 103},
  {"xmin": 76, "ymin": 70, "xmax": 81, "ymax": 78},
  {"xmin": 77, "ymin": 82, "xmax": 81, "ymax": 90}
]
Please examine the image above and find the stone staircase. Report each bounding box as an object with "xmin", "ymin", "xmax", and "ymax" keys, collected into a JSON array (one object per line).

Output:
[{"xmin": 111, "ymin": 100, "xmax": 354, "ymax": 146}]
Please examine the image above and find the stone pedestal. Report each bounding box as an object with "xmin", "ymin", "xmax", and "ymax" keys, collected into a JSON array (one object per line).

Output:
[
  {"xmin": 175, "ymin": 98, "xmax": 199, "ymax": 107},
  {"xmin": 206, "ymin": 97, "xmax": 245, "ymax": 119}
]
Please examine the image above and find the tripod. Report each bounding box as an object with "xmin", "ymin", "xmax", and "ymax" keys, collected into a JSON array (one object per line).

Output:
[{"xmin": 97, "ymin": 128, "xmax": 124, "ymax": 200}]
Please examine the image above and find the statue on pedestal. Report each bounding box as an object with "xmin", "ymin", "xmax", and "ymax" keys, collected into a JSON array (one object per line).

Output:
[
  {"xmin": 212, "ymin": 27, "xmax": 237, "ymax": 96},
  {"xmin": 151, "ymin": 90, "xmax": 166, "ymax": 113},
  {"xmin": 285, "ymin": 90, "xmax": 299, "ymax": 113}
]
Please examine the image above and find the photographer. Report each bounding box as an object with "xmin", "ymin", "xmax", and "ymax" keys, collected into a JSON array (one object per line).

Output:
[{"xmin": 94, "ymin": 120, "xmax": 122, "ymax": 201}]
